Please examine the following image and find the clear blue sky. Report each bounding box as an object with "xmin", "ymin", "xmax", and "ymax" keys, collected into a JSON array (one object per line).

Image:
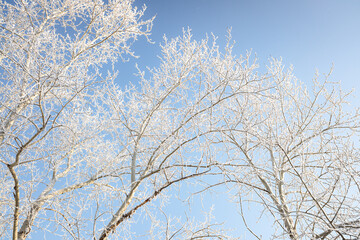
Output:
[
  {"xmin": 3, "ymin": 1, "xmax": 359, "ymax": 239},
  {"xmin": 119, "ymin": 1, "xmax": 360, "ymax": 238},
  {"xmin": 120, "ymin": 0, "xmax": 360, "ymax": 98}
]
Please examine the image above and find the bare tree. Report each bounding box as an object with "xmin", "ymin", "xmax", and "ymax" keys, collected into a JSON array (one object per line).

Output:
[
  {"xmin": 2, "ymin": 1, "xmax": 360, "ymax": 240},
  {"xmin": 0, "ymin": 1, "xmax": 258, "ymax": 239},
  {"xmin": 219, "ymin": 60, "xmax": 360, "ymax": 239},
  {"xmin": 0, "ymin": 0, "xmax": 154, "ymax": 239}
]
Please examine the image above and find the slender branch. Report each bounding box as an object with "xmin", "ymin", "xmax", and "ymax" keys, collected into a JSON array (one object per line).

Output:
[
  {"xmin": 98, "ymin": 170, "xmax": 209, "ymax": 240},
  {"xmin": 7, "ymin": 164, "xmax": 20, "ymax": 240}
]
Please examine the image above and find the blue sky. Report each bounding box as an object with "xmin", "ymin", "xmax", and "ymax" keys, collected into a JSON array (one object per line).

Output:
[
  {"xmin": 4, "ymin": 0, "xmax": 358, "ymax": 239},
  {"xmin": 120, "ymin": 0, "xmax": 360, "ymax": 99},
  {"xmin": 119, "ymin": 1, "xmax": 360, "ymax": 238}
]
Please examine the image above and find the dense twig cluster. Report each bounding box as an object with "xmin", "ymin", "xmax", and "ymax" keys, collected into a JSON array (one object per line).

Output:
[{"xmin": 1, "ymin": 1, "xmax": 359, "ymax": 239}]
